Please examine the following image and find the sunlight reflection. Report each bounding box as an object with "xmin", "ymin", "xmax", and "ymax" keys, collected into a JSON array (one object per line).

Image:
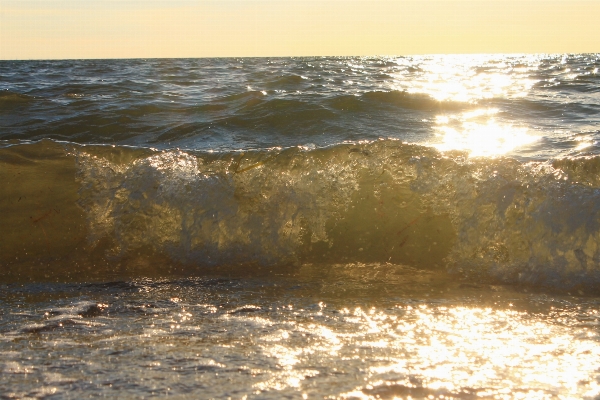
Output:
[
  {"xmin": 390, "ymin": 54, "xmax": 538, "ymax": 102},
  {"xmin": 341, "ymin": 305, "xmax": 600, "ymax": 399},
  {"xmin": 432, "ymin": 109, "xmax": 538, "ymax": 157},
  {"xmin": 255, "ymin": 322, "xmax": 341, "ymax": 391},
  {"xmin": 574, "ymin": 139, "xmax": 593, "ymax": 152},
  {"xmin": 238, "ymin": 301, "xmax": 598, "ymax": 397},
  {"xmin": 387, "ymin": 55, "xmax": 543, "ymax": 156}
]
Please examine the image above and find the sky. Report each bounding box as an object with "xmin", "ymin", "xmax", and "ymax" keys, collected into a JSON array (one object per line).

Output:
[{"xmin": 0, "ymin": 0, "xmax": 599, "ymax": 60}]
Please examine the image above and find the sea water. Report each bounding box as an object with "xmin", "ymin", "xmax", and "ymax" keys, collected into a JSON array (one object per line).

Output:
[{"xmin": 1, "ymin": 55, "xmax": 600, "ymax": 398}]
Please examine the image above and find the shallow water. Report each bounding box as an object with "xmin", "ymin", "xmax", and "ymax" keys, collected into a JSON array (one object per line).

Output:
[
  {"xmin": 2, "ymin": 55, "xmax": 600, "ymax": 398},
  {"xmin": 2, "ymin": 266, "xmax": 600, "ymax": 399}
]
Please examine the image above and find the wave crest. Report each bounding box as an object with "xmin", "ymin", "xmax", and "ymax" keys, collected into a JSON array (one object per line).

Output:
[{"xmin": 3, "ymin": 139, "xmax": 600, "ymax": 290}]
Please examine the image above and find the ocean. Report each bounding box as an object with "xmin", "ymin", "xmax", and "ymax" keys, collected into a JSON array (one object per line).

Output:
[{"xmin": 1, "ymin": 54, "xmax": 600, "ymax": 398}]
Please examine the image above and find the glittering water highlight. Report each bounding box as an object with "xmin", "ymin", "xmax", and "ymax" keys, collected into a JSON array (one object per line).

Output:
[
  {"xmin": 1, "ymin": 54, "xmax": 600, "ymax": 398},
  {"xmin": 2, "ymin": 269, "xmax": 600, "ymax": 399}
]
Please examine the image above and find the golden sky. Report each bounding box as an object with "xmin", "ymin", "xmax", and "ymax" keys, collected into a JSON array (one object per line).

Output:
[{"xmin": 1, "ymin": 1, "xmax": 599, "ymax": 59}]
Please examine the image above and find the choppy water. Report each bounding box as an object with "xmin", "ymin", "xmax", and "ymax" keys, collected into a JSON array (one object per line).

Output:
[{"xmin": 1, "ymin": 55, "xmax": 600, "ymax": 398}]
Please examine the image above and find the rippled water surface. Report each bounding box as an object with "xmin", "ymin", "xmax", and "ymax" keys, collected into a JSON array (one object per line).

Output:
[
  {"xmin": 2, "ymin": 267, "xmax": 600, "ymax": 399},
  {"xmin": 2, "ymin": 55, "xmax": 599, "ymax": 158},
  {"xmin": 2, "ymin": 55, "xmax": 600, "ymax": 398}
]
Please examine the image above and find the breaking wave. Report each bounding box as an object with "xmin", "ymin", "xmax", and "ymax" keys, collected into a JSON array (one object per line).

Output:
[{"xmin": 2, "ymin": 139, "xmax": 600, "ymax": 290}]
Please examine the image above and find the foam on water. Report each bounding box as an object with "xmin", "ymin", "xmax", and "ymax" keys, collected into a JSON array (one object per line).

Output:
[
  {"xmin": 2, "ymin": 55, "xmax": 600, "ymax": 399},
  {"xmin": 3, "ymin": 139, "xmax": 600, "ymax": 291}
]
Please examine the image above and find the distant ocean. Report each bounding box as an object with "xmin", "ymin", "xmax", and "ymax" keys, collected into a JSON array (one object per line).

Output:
[{"xmin": 2, "ymin": 55, "xmax": 600, "ymax": 399}]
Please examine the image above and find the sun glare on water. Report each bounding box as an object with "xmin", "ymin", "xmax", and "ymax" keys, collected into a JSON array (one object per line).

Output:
[
  {"xmin": 391, "ymin": 55, "xmax": 540, "ymax": 157},
  {"xmin": 392, "ymin": 54, "xmax": 538, "ymax": 103},
  {"xmin": 330, "ymin": 305, "xmax": 600, "ymax": 399},
  {"xmin": 432, "ymin": 108, "xmax": 538, "ymax": 157},
  {"xmin": 219, "ymin": 302, "xmax": 600, "ymax": 398}
]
